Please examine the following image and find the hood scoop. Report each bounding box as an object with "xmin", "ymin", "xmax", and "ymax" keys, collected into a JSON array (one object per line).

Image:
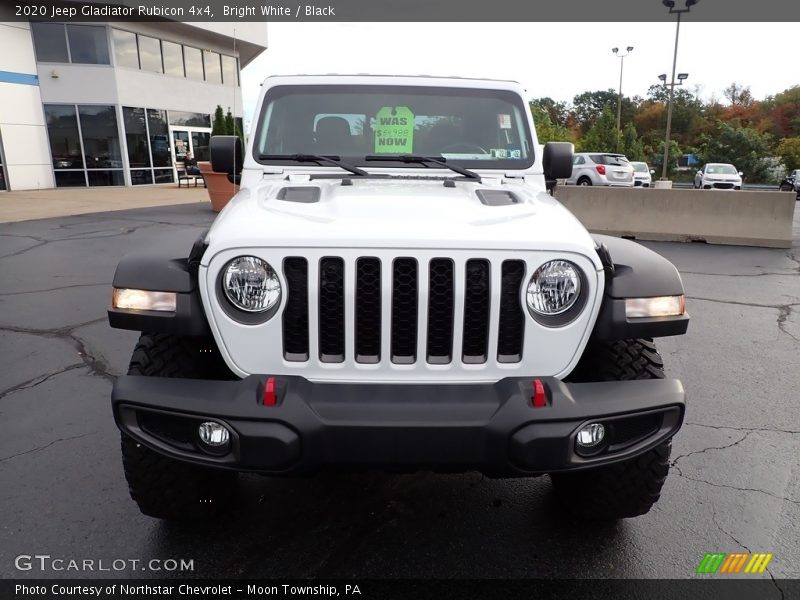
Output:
[
  {"xmin": 476, "ymin": 190, "xmax": 521, "ymax": 206},
  {"xmin": 275, "ymin": 186, "xmax": 321, "ymax": 203}
]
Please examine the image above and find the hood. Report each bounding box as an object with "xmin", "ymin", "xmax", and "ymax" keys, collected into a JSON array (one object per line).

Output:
[{"xmin": 205, "ymin": 177, "xmax": 600, "ymax": 264}]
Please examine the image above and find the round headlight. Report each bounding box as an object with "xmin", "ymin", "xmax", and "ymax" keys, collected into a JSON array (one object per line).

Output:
[
  {"xmin": 527, "ymin": 260, "xmax": 582, "ymax": 316},
  {"xmin": 222, "ymin": 256, "xmax": 281, "ymax": 313}
]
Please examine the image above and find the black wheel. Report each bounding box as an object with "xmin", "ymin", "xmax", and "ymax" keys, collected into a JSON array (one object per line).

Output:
[
  {"xmin": 121, "ymin": 333, "xmax": 238, "ymax": 521},
  {"xmin": 779, "ymin": 184, "xmax": 791, "ymax": 192},
  {"xmin": 550, "ymin": 339, "xmax": 672, "ymax": 520},
  {"xmin": 577, "ymin": 176, "xmax": 592, "ymax": 186}
]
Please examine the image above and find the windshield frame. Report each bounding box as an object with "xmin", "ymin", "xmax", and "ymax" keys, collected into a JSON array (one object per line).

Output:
[{"xmin": 251, "ymin": 84, "xmax": 535, "ymax": 171}]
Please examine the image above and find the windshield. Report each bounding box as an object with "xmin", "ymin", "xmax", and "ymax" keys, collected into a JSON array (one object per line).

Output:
[
  {"xmin": 706, "ymin": 164, "xmax": 737, "ymax": 175},
  {"xmin": 631, "ymin": 162, "xmax": 649, "ymax": 173},
  {"xmin": 254, "ymin": 84, "xmax": 534, "ymax": 170}
]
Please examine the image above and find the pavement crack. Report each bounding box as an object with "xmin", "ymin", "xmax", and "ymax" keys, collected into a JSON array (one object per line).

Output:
[
  {"xmin": 0, "ymin": 432, "xmax": 94, "ymax": 463},
  {"xmin": 0, "ymin": 363, "xmax": 86, "ymax": 400},
  {"xmin": 670, "ymin": 431, "xmax": 753, "ymax": 468},
  {"xmin": 685, "ymin": 422, "xmax": 800, "ymax": 436},
  {"xmin": 687, "ymin": 296, "xmax": 800, "ymax": 310},
  {"xmin": 672, "ymin": 466, "xmax": 800, "ymax": 506},
  {"xmin": 0, "ymin": 282, "xmax": 107, "ymax": 297},
  {"xmin": 776, "ymin": 305, "xmax": 799, "ymax": 342},
  {"xmin": 682, "ymin": 271, "xmax": 788, "ymax": 277},
  {"xmin": 0, "ymin": 320, "xmax": 115, "ymax": 382}
]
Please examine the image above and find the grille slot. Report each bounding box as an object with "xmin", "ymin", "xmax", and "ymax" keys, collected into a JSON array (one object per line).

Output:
[
  {"xmin": 319, "ymin": 257, "xmax": 345, "ymax": 362},
  {"xmin": 497, "ymin": 260, "xmax": 526, "ymax": 363},
  {"xmin": 391, "ymin": 258, "xmax": 418, "ymax": 364},
  {"xmin": 426, "ymin": 258, "xmax": 454, "ymax": 364},
  {"xmin": 355, "ymin": 257, "xmax": 381, "ymax": 363},
  {"xmin": 282, "ymin": 257, "xmax": 309, "ymax": 361},
  {"xmin": 462, "ymin": 259, "xmax": 491, "ymax": 363}
]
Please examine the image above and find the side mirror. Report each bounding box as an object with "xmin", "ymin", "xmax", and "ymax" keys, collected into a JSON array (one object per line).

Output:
[
  {"xmin": 738, "ymin": 171, "xmax": 743, "ymax": 177},
  {"xmin": 210, "ymin": 135, "xmax": 243, "ymax": 179},
  {"xmin": 650, "ymin": 169, "xmax": 655, "ymax": 174},
  {"xmin": 543, "ymin": 142, "xmax": 574, "ymax": 181}
]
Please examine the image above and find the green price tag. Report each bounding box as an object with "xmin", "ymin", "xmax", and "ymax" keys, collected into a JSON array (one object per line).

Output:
[{"xmin": 374, "ymin": 106, "xmax": 414, "ymax": 154}]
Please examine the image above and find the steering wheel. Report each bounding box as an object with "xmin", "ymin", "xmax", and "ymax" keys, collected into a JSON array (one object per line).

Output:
[{"xmin": 439, "ymin": 142, "xmax": 489, "ymax": 155}]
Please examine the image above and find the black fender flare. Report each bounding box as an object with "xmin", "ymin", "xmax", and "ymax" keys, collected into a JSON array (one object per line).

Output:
[
  {"xmin": 591, "ymin": 235, "xmax": 689, "ymax": 340},
  {"xmin": 107, "ymin": 235, "xmax": 211, "ymax": 336}
]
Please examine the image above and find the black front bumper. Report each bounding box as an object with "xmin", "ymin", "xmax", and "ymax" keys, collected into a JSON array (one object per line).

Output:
[{"xmin": 112, "ymin": 376, "xmax": 685, "ymax": 477}]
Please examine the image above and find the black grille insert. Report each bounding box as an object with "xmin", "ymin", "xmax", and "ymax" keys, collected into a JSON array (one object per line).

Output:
[
  {"xmin": 497, "ymin": 260, "xmax": 526, "ymax": 363},
  {"xmin": 282, "ymin": 257, "xmax": 309, "ymax": 361},
  {"xmin": 427, "ymin": 258, "xmax": 454, "ymax": 364},
  {"xmin": 319, "ymin": 257, "xmax": 345, "ymax": 362},
  {"xmin": 462, "ymin": 259, "xmax": 490, "ymax": 363},
  {"xmin": 355, "ymin": 257, "xmax": 381, "ymax": 363},
  {"xmin": 391, "ymin": 258, "xmax": 418, "ymax": 364}
]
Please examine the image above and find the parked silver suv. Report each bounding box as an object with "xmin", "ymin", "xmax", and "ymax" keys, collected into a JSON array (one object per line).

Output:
[{"xmin": 567, "ymin": 152, "xmax": 634, "ymax": 187}]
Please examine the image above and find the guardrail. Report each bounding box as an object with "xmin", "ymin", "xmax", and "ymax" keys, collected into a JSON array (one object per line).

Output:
[{"xmin": 553, "ymin": 185, "xmax": 797, "ymax": 248}]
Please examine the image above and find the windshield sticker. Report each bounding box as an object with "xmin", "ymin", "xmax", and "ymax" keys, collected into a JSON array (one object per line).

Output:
[
  {"xmin": 497, "ymin": 114, "xmax": 512, "ymax": 129},
  {"xmin": 374, "ymin": 106, "xmax": 414, "ymax": 154},
  {"xmin": 490, "ymin": 148, "xmax": 521, "ymax": 159}
]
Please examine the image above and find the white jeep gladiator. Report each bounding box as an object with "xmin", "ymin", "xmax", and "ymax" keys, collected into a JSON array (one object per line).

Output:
[{"xmin": 108, "ymin": 75, "xmax": 689, "ymax": 521}]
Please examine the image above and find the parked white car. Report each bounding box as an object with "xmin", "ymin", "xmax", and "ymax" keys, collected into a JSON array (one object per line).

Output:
[
  {"xmin": 693, "ymin": 163, "xmax": 743, "ymax": 190},
  {"xmin": 566, "ymin": 153, "xmax": 634, "ymax": 187},
  {"xmin": 630, "ymin": 161, "xmax": 655, "ymax": 188}
]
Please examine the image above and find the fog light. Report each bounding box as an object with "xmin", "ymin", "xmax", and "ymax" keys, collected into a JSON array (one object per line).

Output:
[
  {"xmin": 576, "ymin": 423, "xmax": 606, "ymax": 448},
  {"xmin": 198, "ymin": 421, "xmax": 230, "ymax": 447}
]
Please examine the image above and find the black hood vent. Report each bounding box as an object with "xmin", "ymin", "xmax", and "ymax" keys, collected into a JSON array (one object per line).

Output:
[{"xmin": 276, "ymin": 187, "xmax": 321, "ymax": 203}]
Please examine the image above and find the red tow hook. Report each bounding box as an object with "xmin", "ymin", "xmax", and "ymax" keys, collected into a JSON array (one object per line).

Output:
[
  {"xmin": 532, "ymin": 378, "xmax": 548, "ymax": 408},
  {"xmin": 263, "ymin": 376, "xmax": 277, "ymax": 406}
]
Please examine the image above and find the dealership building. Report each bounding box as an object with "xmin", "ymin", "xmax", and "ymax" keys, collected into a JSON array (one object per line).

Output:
[{"xmin": 0, "ymin": 20, "xmax": 266, "ymax": 191}]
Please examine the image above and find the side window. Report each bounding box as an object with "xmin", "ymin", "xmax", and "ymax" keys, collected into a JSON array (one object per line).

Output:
[{"xmin": 573, "ymin": 156, "xmax": 584, "ymax": 165}]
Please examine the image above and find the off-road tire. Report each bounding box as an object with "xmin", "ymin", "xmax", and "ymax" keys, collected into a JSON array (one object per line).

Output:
[
  {"xmin": 551, "ymin": 338, "xmax": 672, "ymax": 520},
  {"xmin": 121, "ymin": 333, "xmax": 237, "ymax": 520}
]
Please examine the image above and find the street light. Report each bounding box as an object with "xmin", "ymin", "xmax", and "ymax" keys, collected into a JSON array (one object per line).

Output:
[
  {"xmin": 659, "ymin": 0, "xmax": 700, "ymax": 181},
  {"xmin": 612, "ymin": 46, "xmax": 634, "ymax": 153}
]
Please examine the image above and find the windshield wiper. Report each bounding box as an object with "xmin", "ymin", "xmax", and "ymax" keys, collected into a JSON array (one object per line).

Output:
[
  {"xmin": 364, "ymin": 154, "xmax": 481, "ymax": 182},
  {"xmin": 258, "ymin": 154, "xmax": 368, "ymax": 177}
]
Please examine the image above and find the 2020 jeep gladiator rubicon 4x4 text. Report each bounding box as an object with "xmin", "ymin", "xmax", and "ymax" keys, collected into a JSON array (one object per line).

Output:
[{"xmin": 108, "ymin": 75, "xmax": 689, "ymax": 521}]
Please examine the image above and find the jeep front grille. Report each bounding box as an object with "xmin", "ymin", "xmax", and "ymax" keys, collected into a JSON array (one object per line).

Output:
[{"xmin": 282, "ymin": 256, "xmax": 526, "ymax": 366}]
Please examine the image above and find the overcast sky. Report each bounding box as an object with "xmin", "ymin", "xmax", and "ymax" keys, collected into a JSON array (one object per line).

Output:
[{"xmin": 240, "ymin": 22, "xmax": 796, "ymax": 125}]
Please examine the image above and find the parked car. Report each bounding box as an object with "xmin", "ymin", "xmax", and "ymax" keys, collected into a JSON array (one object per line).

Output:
[
  {"xmin": 693, "ymin": 163, "xmax": 742, "ymax": 190},
  {"xmin": 566, "ymin": 152, "xmax": 634, "ymax": 187},
  {"xmin": 107, "ymin": 75, "xmax": 689, "ymax": 522},
  {"xmin": 779, "ymin": 169, "xmax": 800, "ymax": 199},
  {"xmin": 630, "ymin": 161, "xmax": 655, "ymax": 187}
]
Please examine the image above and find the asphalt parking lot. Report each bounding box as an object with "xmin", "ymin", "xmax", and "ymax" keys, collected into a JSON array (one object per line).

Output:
[{"xmin": 1, "ymin": 202, "xmax": 798, "ymax": 584}]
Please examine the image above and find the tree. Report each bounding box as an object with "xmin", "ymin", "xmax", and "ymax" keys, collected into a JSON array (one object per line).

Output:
[
  {"xmin": 621, "ymin": 122, "xmax": 645, "ymax": 161},
  {"xmin": 571, "ymin": 89, "xmax": 634, "ymax": 134},
  {"xmin": 761, "ymin": 86, "xmax": 800, "ymax": 139},
  {"xmin": 531, "ymin": 97, "xmax": 570, "ymax": 128},
  {"xmin": 648, "ymin": 139, "xmax": 682, "ymax": 176},
  {"xmin": 723, "ymin": 82, "xmax": 754, "ymax": 107},
  {"xmin": 529, "ymin": 103, "xmax": 574, "ymax": 145},
  {"xmin": 211, "ymin": 105, "xmax": 226, "ymax": 136},
  {"xmin": 699, "ymin": 123, "xmax": 773, "ymax": 182},
  {"xmin": 776, "ymin": 137, "xmax": 800, "ymax": 172},
  {"xmin": 224, "ymin": 108, "xmax": 235, "ymax": 136},
  {"xmin": 581, "ymin": 107, "xmax": 617, "ymax": 152}
]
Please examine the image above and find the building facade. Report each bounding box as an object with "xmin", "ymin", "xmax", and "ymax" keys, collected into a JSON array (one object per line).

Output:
[{"xmin": 0, "ymin": 20, "xmax": 266, "ymax": 191}]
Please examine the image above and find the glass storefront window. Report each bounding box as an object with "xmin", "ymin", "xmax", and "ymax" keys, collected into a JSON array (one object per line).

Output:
[
  {"xmin": 44, "ymin": 105, "xmax": 84, "ymax": 170},
  {"xmin": 153, "ymin": 169, "xmax": 175, "ymax": 184},
  {"xmin": 168, "ymin": 111, "xmax": 211, "ymax": 128},
  {"xmin": 88, "ymin": 170, "xmax": 125, "ymax": 187},
  {"xmin": 184, "ymin": 46, "xmax": 204, "ymax": 81},
  {"xmin": 203, "ymin": 50, "xmax": 222, "ymax": 84},
  {"xmin": 162, "ymin": 41, "xmax": 184, "ymax": 77},
  {"xmin": 147, "ymin": 109, "xmax": 172, "ymax": 168},
  {"xmin": 31, "ymin": 23, "xmax": 69, "ymax": 63},
  {"xmin": 66, "ymin": 25, "xmax": 110, "ymax": 65},
  {"xmin": 221, "ymin": 55, "xmax": 239, "ymax": 86},
  {"xmin": 113, "ymin": 29, "xmax": 139, "ymax": 69},
  {"xmin": 137, "ymin": 35, "xmax": 163, "ymax": 73},
  {"xmin": 79, "ymin": 105, "xmax": 122, "ymax": 169},
  {"xmin": 192, "ymin": 131, "xmax": 211, "ymax": 162},
  {"xmin": 123, "ymin": 107, "xmax": 151, "ymax": 168},
  {"xmin": 54, "ymin": 171, "xmax": 87, "ymax": 187}
]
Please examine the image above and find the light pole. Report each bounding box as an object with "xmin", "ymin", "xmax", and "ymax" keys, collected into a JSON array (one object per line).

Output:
[
  {"xmin": 612, "ymin": 46, "xmax": 634, "ymax": 153},
  {"xmin": 660, "ymin": 0, "xmax": 699, "ymax": 180}
]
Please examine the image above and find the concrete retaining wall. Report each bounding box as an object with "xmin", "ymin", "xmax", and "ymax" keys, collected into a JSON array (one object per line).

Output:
[{"xmin": 553, "ymin": 186, "xmax": 796, "ymax": 248}]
